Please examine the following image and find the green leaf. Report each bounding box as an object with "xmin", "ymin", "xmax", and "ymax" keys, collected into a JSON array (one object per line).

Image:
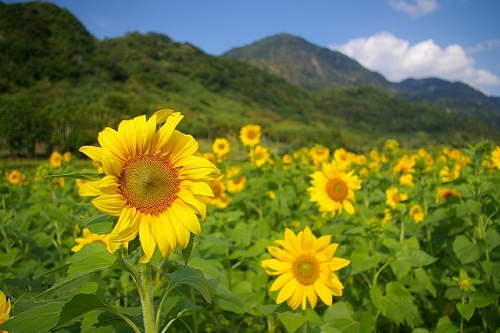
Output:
[
  {"xmin": 396, "ymin": 248, "xmax": 437, "ymax": 267},
  {"xmin": 370, "ymin": 282, "xmax": 421, "ymax": 326},
  {"xmin": 469, "ymin": 292, "xmax": 497, "ymax": 308},
  {"xmin": 80, "ymin": 214, "xmax": 115, "ymax": 234},
  {"xmin": 206, "ymin": 277, "xmax": 246, "ymax": 314},
  {"xmin": 127, "ymin": 234, "xmax": 141, "ymax": 254},
  {"xmin": 485, "ymin": 229, "xmax": 500, "ymax": 251},
  {"xmin": 0, "ymin": 302, "xmax": 64, "ymax": 333},
  {"xmin": 435, "ymin": 316, "xmax": 459, "ymax": 333},
  {"xmin": 277, "ymin": 311, "xmax": 309, "ymax": 333},
  {"xmin": 355, "ymin": 311, "xmax": 376, "ymax": 333},
  {"xmin": 42, "ymin": 243, "xmax": 116, "ymax": 295},
  {"xmin": 413, "ymin": 267, "xmax": 437, "ymax": 297},
  {"xmin": 453, "ymin": 235, "xmax": 482, "ymax": 264},
  {"xmin": 54, "ymin": 282, "xmax": 118, "ymax": 329},
  {"xmin": 325, "ymin": 318, "xmax": 360, "ymax": 333},
  {"xmin": 481, "ymin": 261, "xmax": 500, "ymax": 279},
  {"xmin": 323, "ymin": 301, "xmax": 355, "ymax": 320},
  {"xmin": 47, "ymin": 170, "xmax": 102, "ymax": 181},
  {"xmin": 182, "ymin": 233, "xmax": 195, "ymax": 265},
  {"xmin": 390, "ymin": 260, "xmax": 412, "ymax": 280},
  {"xmin": 350, "ymin": 246, "xmax": 381, "ymax": 275},
  {"xmin": 0, "ymin": 248, "xmax": 18, "ymax": 267},
  {"xmin": 456, "ymin": 303, "xmax": 475, "ymax": 321},
  {"xmin": 164, "ymin": 265, "xmax": 213, "ymax": 303}
]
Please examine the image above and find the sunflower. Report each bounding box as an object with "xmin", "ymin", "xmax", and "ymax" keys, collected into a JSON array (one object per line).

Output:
[
  {"xmin": 261, "ymin": 227, "xmax": 350, "ymax": 311},
  {"xmin": 5, "ymin": 169, "xmax": 25, "ymax": 185},
  {"xmin": 393, "ymin": 154, "xmax": 416, "ymax": 175},
  {"xmin": 205, "ymin": 176, "xmax": 231, "ymax": 209},
  {"xmin": 435, "ymin": 187, "xmax": 461, "ymax": 203},
  {"xmin": 50, "ymin": 151, "xmax": 63, "ymax": 168},
  {"xmin": 308, "ymin": 145, "xmax": 330, "ymax": 167},
  {"xmin": 71, "ymin": 228, "xmax": 122, "ymax": 253},
  {"xmin": 249, "ymin": 145, "xmax": 271, "ymax": 167},
  {"xmin": 63, "ymin": 151, "xmax": 72, "ymax": 162},
  {"xmin": 212, "ymin": 138, "xmax": 230, "ymax": 160},
  {"xmin": 409, "ymin": 204, "xmax": 425, "ymax": 223},
  {"xmin": 0, "ymin": 290, "xmax": 10, "ymax": 328},
  {"xmin": 226, "ymin": 175, "xmax": 246, "ymax": 194},
  {"xmin": 239, "ymin": 124, "xmax": 261, "ymax": 147},
  {"xmin": 79, "ymin": 110, "xmax": 220, "ymax": 263},
  {"xmin": 308, "ymin": 161, "xmax": 362, "ymax": 217},
  {"xmin": 439, "ymin": 165, "xmax": 461, "ymax": 182},
  {"xmin": 333, "ymin": 147, "xmax": 354, "ymax": 168},
  {"xmin": 490, "ymin": 146, "xmax": 500, "ymax": 169},
  {"xmin": 399, "ymin": 173, "xmax": 414, "ymax": 187},
  {"xmin": 385, "ymin": 187, "xmax": 408, "ymax": 210}
]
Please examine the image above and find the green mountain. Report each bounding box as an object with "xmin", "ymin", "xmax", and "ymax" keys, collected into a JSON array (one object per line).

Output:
[
  {"xmin": 224, "ymin": 33, "xmax": 500, "ymax": 127},
  {"xmin": 1, "ymin": 1, "xmax": 499, "ymax": 158},
  {"xmin": 223, "ymin": 33, "xmax": 396, "ymax": 92}
]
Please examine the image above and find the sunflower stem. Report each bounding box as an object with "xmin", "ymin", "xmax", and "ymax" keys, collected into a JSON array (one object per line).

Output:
[{"xmin": 140, "ymin": 263, "xmax": 157, "ymax": 333}]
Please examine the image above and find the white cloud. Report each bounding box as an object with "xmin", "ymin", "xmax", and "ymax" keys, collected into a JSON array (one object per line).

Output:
[
  {"xmin": 466, "ymin": 39, "xmax": 500, "ymax": 54},
  {"xmin": 388, "ymin": 0, "xmax": 438, "ymax": 17},
  {"xmin": 329, "ymin": 32, "xmax": 500, "ymax": 94}
]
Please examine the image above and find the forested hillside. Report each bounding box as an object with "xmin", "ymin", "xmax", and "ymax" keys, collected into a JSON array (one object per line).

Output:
[{"xmin": 1, "ymin": 1, "xmax": 500, "ymax": 158}]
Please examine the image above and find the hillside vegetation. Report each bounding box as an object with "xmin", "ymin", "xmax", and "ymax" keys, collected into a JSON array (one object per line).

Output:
[{"xmin": 1, "ymin": 1, "xmax": 500, "ymax": 158}]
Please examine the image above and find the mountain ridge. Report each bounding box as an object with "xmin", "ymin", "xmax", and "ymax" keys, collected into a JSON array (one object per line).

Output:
[{"xmin": 223, "ymin": 33, "xmax": 500, "ymax": 120}]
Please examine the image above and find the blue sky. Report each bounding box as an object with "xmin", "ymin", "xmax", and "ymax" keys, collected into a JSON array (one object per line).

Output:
[{"xmin": 6, "ymin": 0, "xmax": 500, "ymax": 96}]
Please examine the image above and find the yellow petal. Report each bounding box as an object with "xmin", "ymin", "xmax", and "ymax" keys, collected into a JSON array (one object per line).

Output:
[
  {"xmin": 311, "ymin": 235, "xmax": 332, "ymax": 255},
  {"xmin": 154, "ymin": 112, "xmax": 184, "ymax": 154},
  {"xmin": 92, "ymin": 194, "xmax": 126, "ymax": 216},
  {"xmin": 150, "ymin": 214, "xmax": 173, "ymax": 258},
  {"xmin": 79, "ymin": 146, "xmax": 103, "ymax": 162},
  {"xmin": 137, "ymin": 115, "xmax": 158, "ymax": 154},
  {"xmin": 316, "ymin": 243, "xmax": 339, "ymax": 262},
  {"xmin": 110, "ymin": 207, "xmax": 141, "ymax": 242},
  {"xmin": 314, "ymin": 280, "xmax": 333, "ymax": 307},
  {"xmin": 329, "ymin": 257, "xmax": 351, "ymax": 271},
  {"xmin": 153, "ymin": 109, "xmax": 174, "ymax": 124},
  {"xmin": 139, "ymin": 217, "xmax": 156, "ymax": 263},
  {"xmin": 269, "ymin": 272, "xmax": 294, "ymax": 292},
  {"xmin": 177, "ymin": 189, "xmax": 205, "ymax": 216},
  {"xmin": 276, "ymin": 279, "xmax": 296, "ymax": 305},
  {"xmin": 260, "ymin": 258, "xmax": 291, "ymax": 273},
  {"xmin": 267, "ymin": 246, "xmax": 295, "ymax": 262},
  {"xmin": 343, "ymin": 199, "xmax": 355, "ymax": 215},
  {"xmin": 101, "ymin": 148, "xmax": 123, "ymax": 177},
  {"xmin": 169, "ymin": 201, "xmax": 202, "ymax": 235},
  {"xmin": 306, "ymin": 285, "xmax": 318, "ymax": 309},
  {"xmin": 98, "ymin": 127, "xmax": 128, "ymax": 162},
  {"xmin": 300, "ymin": 226, "xmax": 315, "ymax": 254},
  {"xmin": 180, "ymin": 180, "xmax": 214, "ymax": 197},
  {"xmin": 171, "ymin": 214, "xmax": 190, "ymax": 249},
  {"xmin": 163, "ymin": 131, "xmax": 198, "ymax": 164}
]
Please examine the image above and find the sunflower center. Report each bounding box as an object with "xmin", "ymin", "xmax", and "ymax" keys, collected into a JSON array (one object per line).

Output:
[
  {"xmin": 292, "ymin": 254, "xmax": 320, "ymax": 285},
  {"xmin": 233, "ymin": 176, "xmax": 244, "ymax": 185},
  {"xmin": 392, "ymin": 194, "xmax": 401, "ymax": 202},
  {"xmin": 119, "ymin": 154, "xmax": 180, "ymax": 216},
  {"xmin": 326, "ymin": 178, "xmax": 348, "ymax": 202},
  {"xmin": 247, "ymin": 130, "xmax": 256, "ymax": 139}
]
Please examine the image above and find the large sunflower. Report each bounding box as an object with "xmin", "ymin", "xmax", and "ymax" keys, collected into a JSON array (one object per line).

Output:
[
  {"xmin": 79, "ymin": 110, "xmax": 219, "ymax": 263},
  {"xmin": 0, "ymin": 290, "xmax": 10, "ymax": 328},
  {"xmin": 307, "ymin": 161, "xmax": 362, "ymax": 217},
  {"xmin": 261, "ymin": 227, "xmax": 350, "ymax": 310}
]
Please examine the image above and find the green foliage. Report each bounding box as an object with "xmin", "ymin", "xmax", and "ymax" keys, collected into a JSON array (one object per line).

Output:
[{"xmin": 1, "ymin": 1, "xmax": 500, "ymax": 158}]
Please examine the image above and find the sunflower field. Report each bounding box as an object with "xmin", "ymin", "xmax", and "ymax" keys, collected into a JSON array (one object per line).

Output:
[{"xmin": 0, "ymin": 110, "xmax": 499, "ymax": 333}]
